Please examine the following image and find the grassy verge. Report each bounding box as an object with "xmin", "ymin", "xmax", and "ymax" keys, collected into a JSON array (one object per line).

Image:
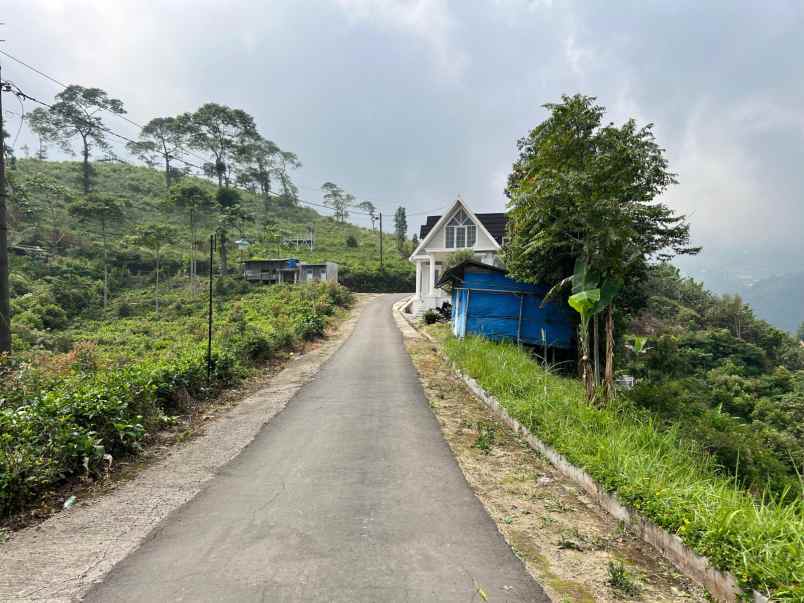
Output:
[
  {"xmin": 437, "ymin": 328, "xmax": 803, "ymax": 600},
  {"xmin": 0, "ymin": 283, "xmax": 353, "ymax": 518}
]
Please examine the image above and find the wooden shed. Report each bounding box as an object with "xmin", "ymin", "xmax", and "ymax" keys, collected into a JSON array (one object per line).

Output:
[{"xmin": 436, "ymin": 260, "xmax": 575, "ymax": 349}]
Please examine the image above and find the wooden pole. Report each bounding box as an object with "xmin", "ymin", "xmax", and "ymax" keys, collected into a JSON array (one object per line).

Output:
[{"xmin": 0, "ymin": 67, "xmax": 11, "ymax": 354}]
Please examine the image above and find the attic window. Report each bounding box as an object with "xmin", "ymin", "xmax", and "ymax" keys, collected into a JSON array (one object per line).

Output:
[{"xmin": 446, "ymin": 210, "xmax": 477, "ymax": 249}]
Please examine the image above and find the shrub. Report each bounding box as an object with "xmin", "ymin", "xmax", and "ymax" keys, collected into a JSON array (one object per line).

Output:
[
  {"xmin": 345, "ymin": 234, "xmax": 359, "ymax": 248},
  {"xmin": 0, "ymin": 282, "xmax": 353, "ymax": 517},
  {"xmin": 116, "ymin": 301, "xmax": 134, "ymax": 317},
  {"xmin": 423, "ymin": 309, "xmax": 439, "ymax": 325}
]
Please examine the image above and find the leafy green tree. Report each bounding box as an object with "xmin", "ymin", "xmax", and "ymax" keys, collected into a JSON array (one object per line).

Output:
[
  {"xmin": 127, "ymin": 117, "xmax": 188, "ymax": 189},
  {"xmin": 167, "ymin": 181, "xmax": 213, "ymax": 290},
  {"xmin": 179, "ymin": 103, "xmax": 260, "ymax": 188},
  {"xmin": 236, "ymin": 137, "xmax": 280, "ymax": 205},
  {"xmin": 130, "ymin": 223, "xmax": 177, "ymax": 316},
  {"xmin": 506, "ymin": 94, "xmax": 698, "ymax": 398},
  {"xmin": 68, "ymin": 193, "xmax": 125, "ymax": 307},
  {"xmin": 357, "ymin": 201, "xmax": 378, "ymax": 230},
  {"xmin": 394, "ymin": 206, "xmax": 407, "ymax": 253},
  {"xmin": 321, "ymin": 182, "xmax": 351, "ymax": 222},
  {"xmin": 275, "ymin": 150, "xmax": 301, "ymax": 204},
  {"xmin": 27, "ymin": 85, "xmax": 126, "ymax": 193},
  {"xmin": 213, "ymin": 188, "xmax": 252, "ymax": 275}
]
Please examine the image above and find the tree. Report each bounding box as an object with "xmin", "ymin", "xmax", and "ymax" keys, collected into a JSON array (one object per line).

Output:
[
  {"xmin": 357, "ymin": 201, "xmax": 378, "ymax": 230},
  {"xmin": 394, "ymin": 206, "xmax": 407, "ymax": 253},
  {"xmin": 213, "ymin": 188, "xmax": 252, "ymax": 275},
  {"xmin": 179, "ymin": 103, "xmax": 260, "ymax": 189},
  {"xmin": 127, "ymin": 117, "xmax": 188, "ymax": 189},
  {"xmin": 27, "ymin": 85, "xmax": 125, "ymax": 193},
  {"xmin": 505, "ymin": 94, "xmax": 698, "ymax": 399},
  {"xmin": 275, "ymin": 150, "xmax": 301, "ymax": 204},
  {"xmin": 797, "ymin": 321, "xmax": 804, "ymax": 342},
  {"xmin": 236, "ymin": 137, "xmax": 280, "ymax": 207},
  {"xmin": 321, "ymin": 182, "xmax": 352, "ymax": 222},
  {"xmin": 167, "ymin": 181, "xmax": 213, "ymax": 291},
  {"xmin": 69, "ymin": 193, "xmax": 125, "ymax": 307},
  {"xmin": 130, "ymin": 223, "xmax": 177, "ymax": 316}
]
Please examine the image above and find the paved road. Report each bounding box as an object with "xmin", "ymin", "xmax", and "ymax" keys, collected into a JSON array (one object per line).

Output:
[{"xmin": 85, "ymin": 294, "xmax": 548, "ymax": 602}]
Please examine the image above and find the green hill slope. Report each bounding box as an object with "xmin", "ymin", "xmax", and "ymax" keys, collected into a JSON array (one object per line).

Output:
[{"xmin": 6, "ymin": 159, "xmax": 414, "ymax": 347}]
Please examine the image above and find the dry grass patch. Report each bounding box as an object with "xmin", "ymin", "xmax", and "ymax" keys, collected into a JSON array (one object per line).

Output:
[{"xmin": 404, "ymin": 335, "xmax": 706, "ymax": 602}]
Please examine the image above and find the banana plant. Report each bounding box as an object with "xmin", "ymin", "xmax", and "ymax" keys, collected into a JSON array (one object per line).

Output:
[{"xmin": 557, "ymin": 257, "xmax": 622, "ymax": 400}]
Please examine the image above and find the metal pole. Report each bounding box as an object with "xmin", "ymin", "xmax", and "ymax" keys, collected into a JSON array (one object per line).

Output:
[
  {"xmin": 206, "ymin": 234, "xmax": 214, "ymax": 384},
  {"xmin": 379, "ymin": 212, "xmax": 383, "ymax": 269},
  {"xmin": 0, "ymin": 65, "xmax": 11, "ymax": 354}
]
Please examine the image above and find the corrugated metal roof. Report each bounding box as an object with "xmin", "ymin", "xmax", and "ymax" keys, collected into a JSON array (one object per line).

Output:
[{"xmin": 419, "ymin": 212, "xmax": 507, "ymax": 244}]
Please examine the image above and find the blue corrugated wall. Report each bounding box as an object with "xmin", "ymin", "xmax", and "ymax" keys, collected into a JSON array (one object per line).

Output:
[{"xmin": 450, "ymin": 270, "xmax": 575, "ymax": 349}]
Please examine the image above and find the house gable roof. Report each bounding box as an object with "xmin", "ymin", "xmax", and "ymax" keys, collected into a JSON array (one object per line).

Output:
[
  {"xmin": 419, "ymin": 211, "xmax": 507, "ymax": 245},
  {"xmin": 410, "ymin": 199, "xmax": 505, "ymax": 259}
]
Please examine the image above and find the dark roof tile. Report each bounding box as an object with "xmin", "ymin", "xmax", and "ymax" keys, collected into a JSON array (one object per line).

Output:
[{"xmin": 419, "ymin": 211, "xmax": 507, "ymax": 244}]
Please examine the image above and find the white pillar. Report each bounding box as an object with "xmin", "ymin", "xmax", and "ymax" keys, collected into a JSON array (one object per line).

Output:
[
  {"xmin": 415, "ymin": 261, "xmax": 422, "ymax": 300},
  {"xmin": 429, "ymin": 255, "xmax": 436, "ymax": 297}
]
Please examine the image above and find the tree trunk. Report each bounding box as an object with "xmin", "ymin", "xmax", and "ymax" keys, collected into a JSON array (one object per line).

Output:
[
  {"xmin": 219, "ymin": 231, "xmax": 228, "ymax": 275},
  {"xmin": 189, "ymin": 209, "xmax": 196, "ymax": 293},
  {"xmin": 593, "ymin": 313, "xmax": 600, "ymax": 386},
  {"xmin": 82, "ymin": 137, "xmax": 91, "ymax": 194},
  {"xmin": 102, "ymin": 218, "xmax": 108, "ymax": 308},
  {"xmin": 604, "ymin": 304, "xmax": 615, "ymax": 400},
  {"xmin": 581, "ymin": 323, "xmax": 594, "ymax": 401},
  {"xmin": 155, "ymin": 248, "xmax": 160, "ymax": 317}
]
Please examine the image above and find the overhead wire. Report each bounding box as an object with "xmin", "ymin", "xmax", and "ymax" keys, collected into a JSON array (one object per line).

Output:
[{"xmin": 0, "ymin": 50, "xmax": 452, "ymax": 221}]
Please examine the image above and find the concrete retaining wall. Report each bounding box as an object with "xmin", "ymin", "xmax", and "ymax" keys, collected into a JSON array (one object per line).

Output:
[{"xmin": 393, "ymin": 300, "xmax": 770, "ymax": 603}]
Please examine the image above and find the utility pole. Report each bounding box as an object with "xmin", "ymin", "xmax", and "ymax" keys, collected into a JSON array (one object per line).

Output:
[
  {"xmin": 0, "ymin": 62, "xmax": 11, "ymax": 354},
  {"xmin": 378, "ymin": 212, "xmax": 383, "ymax": 270}
]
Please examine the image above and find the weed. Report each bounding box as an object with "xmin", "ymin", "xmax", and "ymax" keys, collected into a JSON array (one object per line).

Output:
[
  {"xmin": 607, "ymin": 560, "xmax": 640, "ymax": 597},
  {"xmin": 473, "ymin": 420, "xmax": 497, "ymax": 453}
]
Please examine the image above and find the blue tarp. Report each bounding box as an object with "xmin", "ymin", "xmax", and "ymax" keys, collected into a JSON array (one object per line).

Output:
[{"xmin": 448, "ymin": 266, "xmax": 575, "ymax": 349}]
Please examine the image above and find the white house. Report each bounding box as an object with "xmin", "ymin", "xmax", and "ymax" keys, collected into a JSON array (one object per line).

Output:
[{"xmin": 408, "ymin": 198, "xmax": 506, "ymax": 317}]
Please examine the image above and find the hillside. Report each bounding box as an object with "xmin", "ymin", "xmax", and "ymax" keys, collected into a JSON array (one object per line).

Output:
[
  {"xmin": 5, "ymin": 158, "xmax": 414, "ymax": 349},
  {"xmin": 744, "ymin": 272, "xmax": 804, "ymax": 335}
]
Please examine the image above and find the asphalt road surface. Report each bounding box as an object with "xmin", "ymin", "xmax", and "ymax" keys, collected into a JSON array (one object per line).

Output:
[{"xmin": 85, "ymin": 294, "xmax": 548, "ymax": 602}]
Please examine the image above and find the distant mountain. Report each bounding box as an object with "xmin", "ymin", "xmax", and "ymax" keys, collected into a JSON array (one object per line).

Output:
[{"xmin": 743, "ymin": 272, "xmax": 804, "ymax": 335}]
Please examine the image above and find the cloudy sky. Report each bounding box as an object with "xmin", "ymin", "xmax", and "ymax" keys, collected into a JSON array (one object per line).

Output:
[{"xmin": 3, "ymin": 1, "xmax": 803, "ymax": 281}]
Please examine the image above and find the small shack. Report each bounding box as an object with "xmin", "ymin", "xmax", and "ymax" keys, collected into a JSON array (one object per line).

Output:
[
  {"xmin": 436, "ymin": 260, "xmax": 575, "ymax": 349},
  {"xmin": 242, "ymin": 258, "xmax": 338, "ymax": 284}
]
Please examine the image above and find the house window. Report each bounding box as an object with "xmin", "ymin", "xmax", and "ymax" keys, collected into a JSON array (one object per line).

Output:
[{"xmin": 445, "ymin": 210, "xmax": 477, "ymax": 249}]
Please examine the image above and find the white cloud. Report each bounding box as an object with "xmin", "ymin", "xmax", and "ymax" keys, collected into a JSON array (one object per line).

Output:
[{"xmin": 334, "ymin": 0, "xmax": 467, "ymax": 79}]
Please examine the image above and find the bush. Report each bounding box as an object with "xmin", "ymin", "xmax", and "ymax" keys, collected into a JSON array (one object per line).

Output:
[
  {"xmin": 0, "ymin": 282, "xmax": 354, "ymax": 517},
  {"xmin": 340, "ymin": 267, "xmax": 415, "ymax": 292},
  {"xmin": 345, "ymin": 234, "xmax": 359, "ymax": 248},
  {"xmin": 423, "ymin": 309, "xmax": 439, "ymax": 325}
]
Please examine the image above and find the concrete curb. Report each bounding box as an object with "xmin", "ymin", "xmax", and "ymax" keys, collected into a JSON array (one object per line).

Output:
[{"xmin": 391, "ymin": 301, "xmax": 770, "ymax": 603}]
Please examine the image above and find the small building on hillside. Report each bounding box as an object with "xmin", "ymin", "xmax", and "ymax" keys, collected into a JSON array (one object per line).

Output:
[
  {"xmin": 242, "ymin": 258, "xmax": 338, "ymax": 284},
  {"xmin": 408, "ymin": 197, "xmax": 506, "ymax": 317},
  {"xmin": 436, "ymin": 260, "xmax": 575, "ymax": 350}
]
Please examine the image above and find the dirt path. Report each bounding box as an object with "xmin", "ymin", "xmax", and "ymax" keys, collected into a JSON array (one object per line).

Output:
[
  {"xmin": 0, "ymin": 295, "xmax": 373, "ymax": 602},
  {"xmin": 397, "ymin": 312, "xmax": 707, "ymax": 602}
]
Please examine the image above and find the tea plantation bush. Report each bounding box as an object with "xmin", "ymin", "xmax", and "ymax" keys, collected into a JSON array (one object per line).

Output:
[{"xmin": 0, "ymin": 282, "xmax": 352, "ymax": 517}]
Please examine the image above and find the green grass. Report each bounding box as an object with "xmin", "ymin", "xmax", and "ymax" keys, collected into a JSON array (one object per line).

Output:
[{"xmin": 438, "ymin": 329, "xmax": 803, "ymax": 600}]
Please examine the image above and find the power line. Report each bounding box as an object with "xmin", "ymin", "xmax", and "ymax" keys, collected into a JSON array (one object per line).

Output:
[
  {"xmin": 0, "ymin": 52, "xmax": 450, "ymax": 223},
  {"xmin": 0, "ymin": 49, "xmax": 211, "ymax": 166}
]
